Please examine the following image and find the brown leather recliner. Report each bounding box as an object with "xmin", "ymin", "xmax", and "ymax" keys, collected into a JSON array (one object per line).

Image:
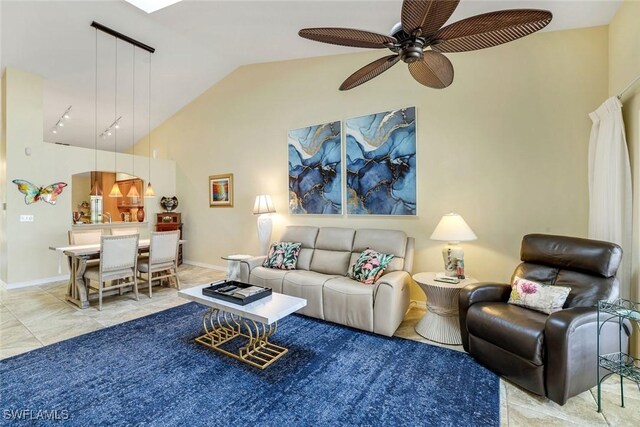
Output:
[{"xmin": 459, "ymin": 234, "xmax": 631, "ymax": 405}]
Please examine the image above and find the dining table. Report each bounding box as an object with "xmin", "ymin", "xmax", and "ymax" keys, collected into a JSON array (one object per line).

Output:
[{"xmin": 49, "ymin": 239, "xmax": 185, "ymax": 309}]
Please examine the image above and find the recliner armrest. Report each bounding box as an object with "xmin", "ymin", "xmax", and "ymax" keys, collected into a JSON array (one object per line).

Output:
[
  {"xmin": 545, "ymin": 306, "xmax": 632, "ymax": 405},
  {"xmin": 458, "ymin": 282, "xmax": 512, "ymax": 351},
  {"xmin": 374, "ymin": 270, "xmax": 410, "ymax": 293},
  {"xmin": 372, "ymin": 270, "xmax": 411, "ymax": 337},
  {"xmin": 238, "ymin": 256, "xmax": 266, "ymax": 283}
]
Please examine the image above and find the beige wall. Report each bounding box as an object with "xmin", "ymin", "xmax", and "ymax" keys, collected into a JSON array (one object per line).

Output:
[
  {"xmin": 143, "ymin": 26, "xmax": 608, "ymax": 301},
  {"xmin": 2, "ymin": 68, "xmax": 177, "ymax": 286},
  {"xmin": 609, "ymin": 0, "xmax": 640, "ymax": 354}
]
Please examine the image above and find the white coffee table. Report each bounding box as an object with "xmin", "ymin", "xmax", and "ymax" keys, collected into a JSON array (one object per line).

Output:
[
  {"xmin": 412, "ymin": 272, "xmax": 477, "ymax": 345},
  {"xmin": 179, "ymin": 282, "xmax": 307, "ymax": 369}
]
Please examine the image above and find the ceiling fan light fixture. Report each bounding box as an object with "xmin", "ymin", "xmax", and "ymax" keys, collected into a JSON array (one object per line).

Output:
[
  {"xmin": 124, "ymin": 0, "xmax": 182, "ymax": 14},
  {"xmin": 299, "ymin": 0, "xmax": 552, "ymax": 90}
]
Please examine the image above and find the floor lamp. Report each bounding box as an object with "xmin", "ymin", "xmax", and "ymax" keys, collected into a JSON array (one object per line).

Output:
[{"xmin": 253, "ymin": 195, "xmax": 276, "ymax": 255}]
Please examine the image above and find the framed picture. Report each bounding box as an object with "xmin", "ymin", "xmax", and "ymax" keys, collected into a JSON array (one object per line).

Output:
[
  {"xmin": 345, "ymin": 107, "xmax": 416, "ymax": 215},
  {"xmin": 209, "ymin": 173, "xmax": 233, "ymax": 207},
  {"xmin": 288, "ymin": 121, "xmax": 342, "ymax": 214}
]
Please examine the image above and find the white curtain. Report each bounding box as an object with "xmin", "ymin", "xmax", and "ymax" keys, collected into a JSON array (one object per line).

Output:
[{"xmin": 588, "ymin": 97, "xmax": 632, "ymax": 296}]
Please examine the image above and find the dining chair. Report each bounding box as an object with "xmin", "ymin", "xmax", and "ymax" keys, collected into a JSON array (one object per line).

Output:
[
  {"xmin": 111, "ymin": 227, "xmax": 140, "ymax": 236},
  {"xmin": 68, "ymin": 229, "xmax": 103, "ymax": 245},
  {"xmin": 84, "ymin": 234, "xmax": 140, "ymax": 311},
  {"xmin": 137, "ymin": 230, "xmax": 181, "ymax": 297},
  {"xmin": 68, "ymin": 229, "xmax": 103, "ymax": 270}
]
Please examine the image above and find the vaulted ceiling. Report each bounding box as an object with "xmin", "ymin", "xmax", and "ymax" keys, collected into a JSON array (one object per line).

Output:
[{"xmin": 0, "ymin": 1, "xmax": 622, "ymax": 150}]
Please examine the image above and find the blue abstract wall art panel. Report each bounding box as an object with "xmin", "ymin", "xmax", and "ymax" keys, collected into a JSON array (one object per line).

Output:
[
  {"xmin": 345, "ymin": 107, "xmax": 416, "ymax": 215},
  {"xmin": 288, "ymin": 121, "xmax": 342, "ymax": 214}
]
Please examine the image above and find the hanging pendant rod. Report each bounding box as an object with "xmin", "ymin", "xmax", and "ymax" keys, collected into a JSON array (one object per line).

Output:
[
  {"xmin": 617, "ymin": 74, "xmax": 640, "ymax": 100},
  {"xmin": 91, "ymin": 21, "xmax": 155, "ymax": 53}
]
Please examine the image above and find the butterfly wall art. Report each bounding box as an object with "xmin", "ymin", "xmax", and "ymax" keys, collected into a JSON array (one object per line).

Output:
[{"xmin": 12, "ymin": 180, "xmax": 68, "ymax": 205}]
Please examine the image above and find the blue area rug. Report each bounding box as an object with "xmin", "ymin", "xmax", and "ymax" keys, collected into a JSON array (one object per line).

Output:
[{"xmin": 0, "ymin": 303, "xmax": 499, "ymax": 426}]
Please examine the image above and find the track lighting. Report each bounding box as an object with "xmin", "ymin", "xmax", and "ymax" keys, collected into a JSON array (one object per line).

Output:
[
  {"xmin": 99, "ymin": 116, "xmax": 122, "ymax": 139},
  {"xmin": 50, "ymin": 106, "xmax": 71, "ymax": 136}
]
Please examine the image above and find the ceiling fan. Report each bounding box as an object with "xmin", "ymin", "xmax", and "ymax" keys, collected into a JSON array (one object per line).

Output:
[{"xmin": 298, "ymin": 0, "xmax": 552, "ymax": 91}]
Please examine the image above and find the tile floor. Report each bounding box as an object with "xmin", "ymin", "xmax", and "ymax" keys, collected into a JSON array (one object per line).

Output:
[{"xmin": 1, "ymin": 265, "xmax": 638, "ymax": 426}]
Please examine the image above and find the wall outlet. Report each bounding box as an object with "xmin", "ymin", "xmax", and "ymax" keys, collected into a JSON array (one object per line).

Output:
[{"xmin": 19, "ymin": 215, "xmax": 34, "ymax": 222}]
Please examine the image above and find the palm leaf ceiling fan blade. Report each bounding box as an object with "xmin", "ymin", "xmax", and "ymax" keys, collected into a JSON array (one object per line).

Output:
[
  {"xmin": 298, "ymin": 28, "xmax": 397, "ymax": 49},
  {"xmin": 340, "ymin": 55, "xmax": 401, "ymax": 91},
  {"xmin": 408, "ymin": 51, "xmax": 454, "ymax": 89},
  {"xmin": 401, "ymin": 0, "xmax": 460, "ymax": 37},
  {"xmin": 297, "ymin": 2, "xmax": 552, "ymax": 90},
  {"xmin": 431, "ymin": 9, "xmax": 553, "ymax": 53}
]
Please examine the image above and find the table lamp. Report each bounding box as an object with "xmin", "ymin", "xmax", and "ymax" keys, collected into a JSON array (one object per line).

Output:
[
  {"xmin": 430, "ymin": 213, "xmax": 477, "ymax": 277},
  {"xmin": 253, "ymin": 195, "xmax": 276, "ymax": 255}
]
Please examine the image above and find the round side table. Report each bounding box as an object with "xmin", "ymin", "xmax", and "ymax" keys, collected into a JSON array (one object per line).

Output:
[
  {"xmin": 221, "ymin": 255, "xmax": 253, "ymax": 281},
  {"xmin": 412, "ymin": 272, "xmax": 477, "ymax": 345}
]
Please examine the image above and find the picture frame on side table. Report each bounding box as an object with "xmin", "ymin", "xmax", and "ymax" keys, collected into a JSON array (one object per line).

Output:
[{"xmin": 209, "ymin": 173, "xmax": 234, "ymax": 207}]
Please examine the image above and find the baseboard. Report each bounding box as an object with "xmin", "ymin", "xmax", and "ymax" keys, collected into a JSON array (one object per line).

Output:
[
  {"xmin": 6, "ymin": 274, "xmax": 69, "ymax": 290},
  {"xmin": 183, "ymin": 260, "xmax": 227, "ymax": 272}
]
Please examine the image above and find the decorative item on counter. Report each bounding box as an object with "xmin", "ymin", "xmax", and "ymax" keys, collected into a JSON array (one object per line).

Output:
[
  {"xmin": 12, "ymin": 180, "xmax": 68, "ymax": 205},
  {"xmin": 121, "ymin": 212, "xmax": 131, "ymax": 222},
  {"xmin": 161, "ymin": 196, "xmax": 179, "ymax": 212},
  {"xmin": 209, "ymin": 174, "xmax": 233, "ymax": 207},
  {"xmin": 137, "ymin": 206, "xmax": 145, "ymax": 222},
  {"xmin": 72, "ymin": 211, "xmax": 81, "ymax": 224}
]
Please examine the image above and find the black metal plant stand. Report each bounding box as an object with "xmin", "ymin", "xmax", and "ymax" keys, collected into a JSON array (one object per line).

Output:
[{"xmin": 596, "ymin": 298, "xmax": 640, "ymax": 412}]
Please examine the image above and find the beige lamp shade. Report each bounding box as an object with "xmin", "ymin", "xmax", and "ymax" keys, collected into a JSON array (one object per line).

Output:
[
  {"xmin": 126, "ymin": 185, "xmax": 140, "ymax": 198},
  {"xmin": 108, "ymin": 182, "xmax": 123, "ymax": 198},
  {"xmin": 430, "ymin": 213, "xmax": 477, "ymax": 243},
  {"xmin": 253, "ymin": 195, "xmax": 276, "ymax": 215}
]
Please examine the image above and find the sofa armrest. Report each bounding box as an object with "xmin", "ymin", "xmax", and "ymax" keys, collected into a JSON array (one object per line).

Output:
[
  {"xmin": 545, "ymin": 306, "xmax": 632, "ymax": 405},
  {"xmin": 373, "ymin": 271, "xmax": 411, "ymax": 337},
  {"xmin": 458, "ymin": 282, "xmax": 512, "ymax": 351},
  {"xmin": 239, "ymin": 256, "xmax": 266, "ymax": 283}
]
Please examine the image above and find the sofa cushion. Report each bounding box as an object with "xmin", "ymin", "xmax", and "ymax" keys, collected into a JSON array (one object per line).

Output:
[
  {"xmin": 248, "ymin": 266, "xmax": 291, "ymax": 293},
  {"xmin": 281, "ymin": 226, "xmax": 319, "ymax": 270},
  {"xmin": 315, "ymin": 227, "xmax": 355, "ymax": 252},
  {"xmin": 349, "ymin": 249, "xmax": 394, "ymax": 284},
  {"xmin": 508, "ymin": 277, "xmax": 571, "ymax": 314},
  {"xmin": 323, "ymin": 277, "xmax": 374, "ymax": 332},
  {"xmin": 282, "ymin": 271, "xmax": 338, "ymax": 319},
  {"xmin": 310, "ymin": 250, "xmax": 351, "ymax": 276},
  {"xmin": 467, "ymin": 302, "xmax": 547, "ymax": 365},
  {"xmin": 263, "ymin": 242, "xmax": 301, "ymax": 270},
  {"xmin": 352, "ymin": 229, "xmax": 407, "ymax": 272}
]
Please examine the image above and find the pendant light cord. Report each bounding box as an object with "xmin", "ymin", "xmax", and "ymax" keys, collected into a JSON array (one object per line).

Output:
[
  {"xmin": 94, "ymin": 28, "xmax": 98, "ymax": 178},
  {"xmin": 148, "ymin": 51, "xmax": 152, "ymax": 186},
  {"xmin": 114, "ymin": 37, "xmax": 118, "ymax": 175},
  {"xmin": 132, "ymin": 46, "xmax": 135, "ymax": 178}
]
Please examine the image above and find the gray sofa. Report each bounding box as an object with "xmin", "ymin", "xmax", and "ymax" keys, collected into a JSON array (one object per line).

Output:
[{"xmin": 239, "ymin": 226, "xmax": 414, "ymax": 336}]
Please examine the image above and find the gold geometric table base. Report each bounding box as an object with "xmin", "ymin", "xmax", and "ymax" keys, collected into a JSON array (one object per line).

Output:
[{"xmin": 194, "ymin": 307, "xmax": 288, "ymax": 369}]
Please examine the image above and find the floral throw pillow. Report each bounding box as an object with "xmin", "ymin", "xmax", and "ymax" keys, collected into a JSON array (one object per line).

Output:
[
  {"xmin": 262, "ymin": 242, "xmax": 301, "ymax": 270},
  {"xmin": 350, "ymin": 249, "xmax": 395, "ymax": 285},
  {"xmin": 508, "ymin": 277, "xmax": 571, "ymax": 314}
]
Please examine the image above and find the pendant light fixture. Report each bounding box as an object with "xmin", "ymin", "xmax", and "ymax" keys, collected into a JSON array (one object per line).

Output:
[
  {"xmin": 109, "ymin": 37, "xmax": 123, "ymax": 198},
  {"xmin": 90, "ymin": 27, "xmax": 103, "ymax": 197},
  {"xmin": 126, "ymin": 46, "xmax": 140, "ymax": 199},
  {"xmin": 90, "ymin": 22, "xmax": 155, "ymax": 199},
  {"xmin": 144, "ymin": 49, "xmax": 156, "ymax": 198}
]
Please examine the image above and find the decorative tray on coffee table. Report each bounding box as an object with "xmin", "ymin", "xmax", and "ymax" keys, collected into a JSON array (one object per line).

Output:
[{"xmin": 202, "ymin": 280, "xmax": 272, "ymax": 306}]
